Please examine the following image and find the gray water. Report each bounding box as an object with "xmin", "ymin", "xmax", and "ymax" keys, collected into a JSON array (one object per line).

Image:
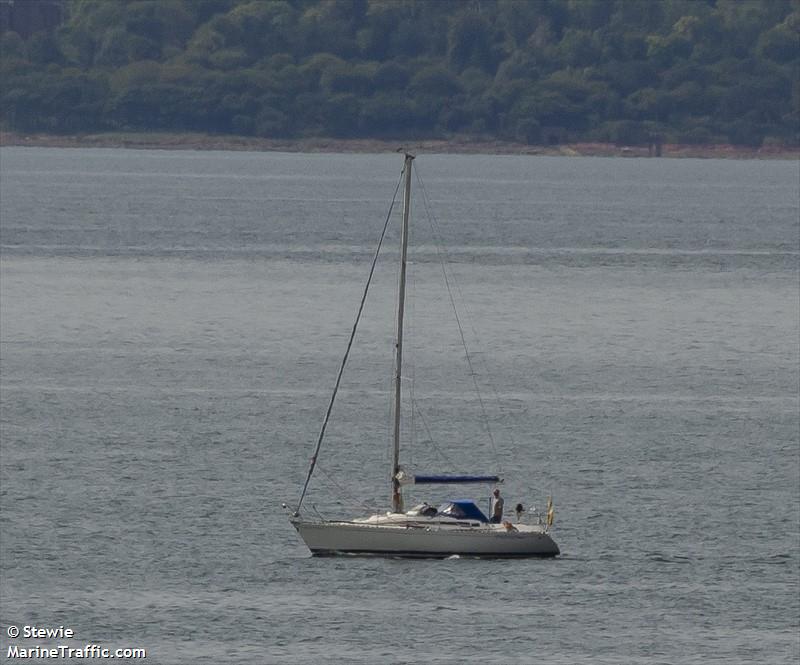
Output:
[{"xmin": 1, "ymin": 147, "xmax": 798, "ymax": 664}]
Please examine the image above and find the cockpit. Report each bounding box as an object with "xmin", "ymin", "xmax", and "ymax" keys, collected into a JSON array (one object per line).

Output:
[{"xmin": 406, "ymin": 500, "xmax": 489, "ymax": 523}]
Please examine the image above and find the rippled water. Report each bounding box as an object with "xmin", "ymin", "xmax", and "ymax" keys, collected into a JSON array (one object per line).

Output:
[{"xmin": 1, "ymin": 148, "xmax": 798, "ymax": 664}]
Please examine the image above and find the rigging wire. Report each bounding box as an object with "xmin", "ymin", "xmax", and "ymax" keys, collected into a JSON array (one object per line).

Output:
[
  {"xmin": 414, "ymin": 178, "xmax": 522, "ymax": 459},
  {"xmin": 412, "ymin": 164, "xmax": 503, "ymax": 475},
  {"xmin": 294, "ymin": 168, "xmax": 405, "ymax": 516},
  {"xmin": 411, "ymin": 394, "xmax": 457, "ymax": 469},
  {"xmin": 314, "ymin": 462, "xmax": 378, "ymax": 513},
  {"xmin": 403, "ymin": 185, "xmax": 457, "ymax": 474},
  {"xmin": 408, "ymin": 234, "xmax": 416, "ymax": 470}
]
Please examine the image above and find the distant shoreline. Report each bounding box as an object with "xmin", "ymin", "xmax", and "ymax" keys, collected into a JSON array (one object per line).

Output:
[{"xmin": 2, "ymin": 131, "xmax": 798, "ymax": 159}]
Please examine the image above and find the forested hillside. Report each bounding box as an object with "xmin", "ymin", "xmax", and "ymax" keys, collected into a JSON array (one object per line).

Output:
[{"xmin": 1, "ymin": 0, "xmax": 798, "ymax": 146}]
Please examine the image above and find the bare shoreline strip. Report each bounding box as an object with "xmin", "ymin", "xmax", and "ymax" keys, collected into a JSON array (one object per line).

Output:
[{"xmin": 1, "ymin": 131, "xmax": 797, "ymax": 159}]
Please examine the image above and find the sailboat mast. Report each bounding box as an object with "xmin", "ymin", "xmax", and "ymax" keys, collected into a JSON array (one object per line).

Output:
[{"xmin": 392, "ymin": 153, "xmax": 414, "ymax": 513}]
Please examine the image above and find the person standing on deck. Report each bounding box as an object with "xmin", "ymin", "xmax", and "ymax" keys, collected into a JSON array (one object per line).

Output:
[{"xmin": 490, "ymin": 488, "xmax": 504, "ymax": 523}]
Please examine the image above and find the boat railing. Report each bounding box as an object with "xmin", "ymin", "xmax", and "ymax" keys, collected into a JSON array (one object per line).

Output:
[{"xmin": 511, "ymin": 506, "xmax": 544, "ymax": 526}]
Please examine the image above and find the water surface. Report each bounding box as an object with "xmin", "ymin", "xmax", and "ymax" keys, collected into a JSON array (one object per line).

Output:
[{"xmin": 1, "ymin": 148, "xmax": 798, "ymax": 663}]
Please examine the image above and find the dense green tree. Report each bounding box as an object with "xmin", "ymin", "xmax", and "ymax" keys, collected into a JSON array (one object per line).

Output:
[
  {"xmin": 447, "ymin": 12, "xmax": 497, "ymax": 72},
  {"xmin": 0, "ymin": 0, "xmax": 797, "ymax": 145}
]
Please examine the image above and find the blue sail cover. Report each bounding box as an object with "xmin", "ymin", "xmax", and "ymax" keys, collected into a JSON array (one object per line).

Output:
[
  {"xmin": 437, "ymin": 500, "xmax": 489, "ymax": 522},
  {"xmin": 413, "ymin": 475, "xmax": 500, "ymax": 484}
]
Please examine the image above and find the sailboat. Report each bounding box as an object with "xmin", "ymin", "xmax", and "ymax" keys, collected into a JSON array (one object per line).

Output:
[{"xmin": 288, "ymin": 153, "xmax": 560, "ymax": 558}]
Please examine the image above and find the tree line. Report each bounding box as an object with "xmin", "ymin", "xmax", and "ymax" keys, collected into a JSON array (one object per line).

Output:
[{"xmin": 1, "ymin": 0, "xmax": 798, "ymax": 147}]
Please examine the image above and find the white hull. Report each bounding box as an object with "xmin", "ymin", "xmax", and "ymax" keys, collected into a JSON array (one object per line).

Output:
[{"xmin": 290, "ymin": 516, "xmax": 560, "ymax": 558}]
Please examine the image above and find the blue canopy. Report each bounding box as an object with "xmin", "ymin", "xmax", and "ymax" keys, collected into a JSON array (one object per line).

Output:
[
  {"xmin": 437, "ymin": 500, "xmax": 489, "ymax": 523},
  {"xmin": 413, "ymin": 475, "xmax": 501, "ymax": 485}
]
